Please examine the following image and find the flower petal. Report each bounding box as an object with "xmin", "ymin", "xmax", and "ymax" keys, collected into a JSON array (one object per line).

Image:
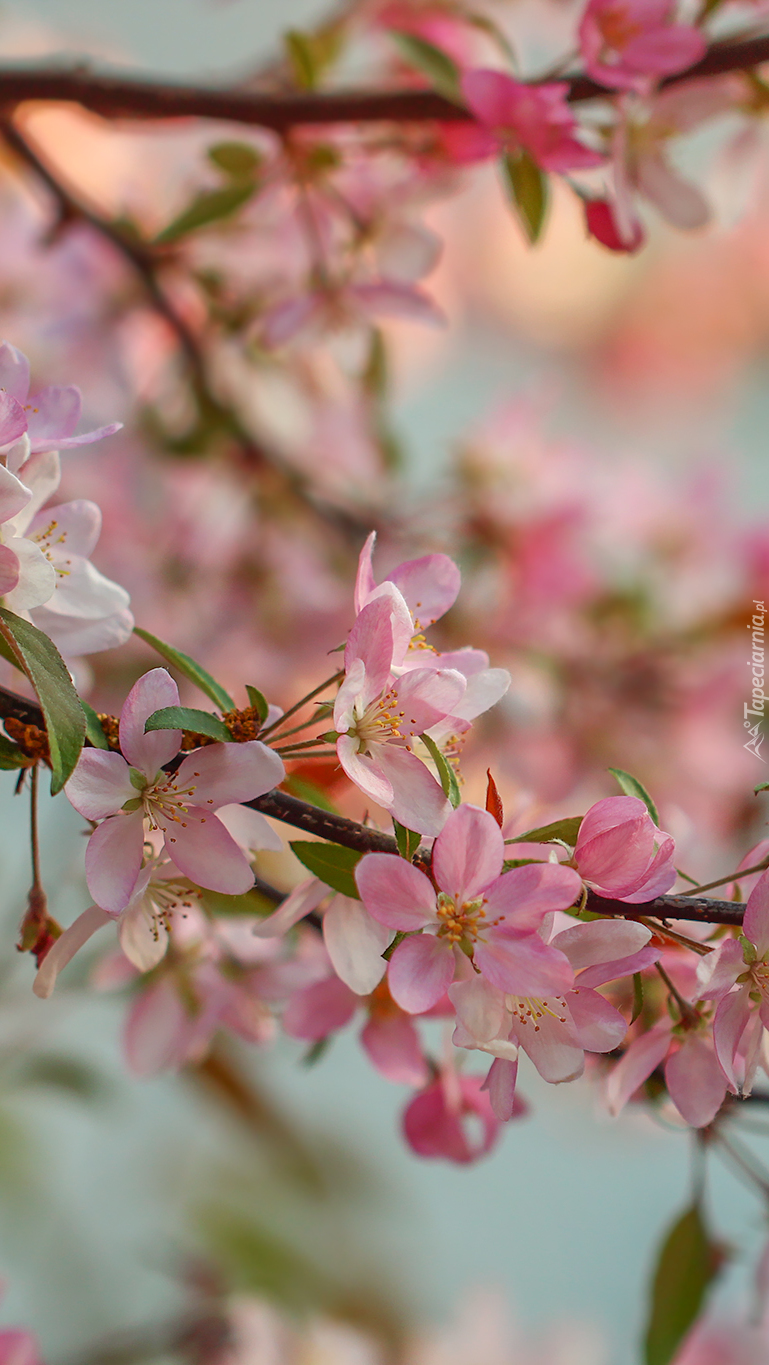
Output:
[
  {"xmin": 85, "ymin": 812, "xmax": 146, "ymax": 915},
  {"xmin": 65, "ymin": 749, "xmax": 134, "ymax": 819},
  {"xmin": 119, "ymin": 668, "xmax": 181, "ymax": 774},
  {"xmin": 118, "ymin": 899, "xmax": 169, "ymax": 972},
  {"xmin": 177, "ymin": 740, "xmax": 284, "ymax": 807},
  {"xmin": 388, "ymin": 934, "xmax": 455, "ymax": 1013},
  {"xmin": 374, "ymin": 744, "xmax": 451, "ymax": 836},
  {"xmin": 2, "ymin": 536, "xmax": 57, "ymax": 611},
  {"xmin": 361, "ymin": 1011, "xmax": 429, "ymax": 1086},
  {"xmin": 433, "ymin": 804, "xmax": 504, "ymax": 902},
  {"xmin": 161, "ymin": 810, "xmax": 255, "ymax": 894},
  {"xmin": 355, "ymin": 852, "xmax": 436, "ymax": 930},
  {"xmin": 744, "ymin": 870, "xmax": 769, "ymax": 957},
  {"xmin": 283, "ymin": 976, "xmax": 359, "ymax": 1039},
  {"xmin": 483, "ymin": 863, "xmax": 582, "ymax": 931},
  {"xmin": 512, "ymin": 1008, "xmax": 584, "ymax": 1083},
  {"xmin": 252, "ymin": 877, "xmax": 328, "ymax": 937},
  {"xmin": 0, "ymin": 341, "xmax": 29, "ymax": 401},
  {"xmin": 606, "ymin": 1021, "xmax": 671, "ymax": 1115},
  {"xmin": 483, "ymin": 1056, "xmax": 520, "ymax": 1122},
  {"xmin": 567, "ymin": 989, "xmax": 628, "ymax": 1052},
  {"xmin": 448, "ymin": 976, "xmax": 505, "ymax": 1043},
  {"xmin": 665, "ymin": 1036, "xmax": 726, "ymax": 1128},
  {"xmin": 552, "ymin": 919, "xmax": 651, "ymax": 971},
  {"xmin": 475, "ymin": 929, "xmax": 574, "ymax": 997},
  {"xmin": 33, "ymin": 905, "xmax": 112, "ymax": 998},
  {"xmin": 323, "ymin": 895, "xmax": 392, "ymax": 995},
  {"xmin": 386, "ymin": 553, "xmax": 460, "ymax": 627}
]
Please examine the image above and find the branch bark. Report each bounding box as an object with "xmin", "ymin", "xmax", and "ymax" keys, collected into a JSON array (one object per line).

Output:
[{"xmin": 0, "ymin": 32, "xmax": 765, "ymax": 130}]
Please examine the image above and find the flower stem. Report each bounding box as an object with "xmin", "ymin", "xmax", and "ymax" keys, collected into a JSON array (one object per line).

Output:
[
  {"xmin": 655, "ymin": 961, "xmax": 699, "ymax": 1024},
  {"xmin": 686, "ymin": 859, "xmax": 769, "ymax": 897},
  {"xmin": 259, "ymin": 671, "xmax": 344, "ymax": 740}
]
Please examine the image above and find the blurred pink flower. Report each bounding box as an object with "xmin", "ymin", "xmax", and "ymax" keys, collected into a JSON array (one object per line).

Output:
[
  {"xmin": 0, "ymin": 340, "xmax": 122, "ymax": 451},
  {"xmin": 461, "ymin": 69, "xmax": 603, "ymax": 173},
  {"xmin": 578, "ymin": 0, "xmax": 706, "ymax": 91},
  {"xmin": 402, "ymin": 1061, "xmax": 511, "ymax": 1163}
]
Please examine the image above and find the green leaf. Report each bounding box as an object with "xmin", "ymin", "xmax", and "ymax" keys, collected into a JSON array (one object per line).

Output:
[
  {"xmin": 0, "ymin": 608, "xmax": 85, "ymax": 794},
  {"xmin": 632, "ymin": 971, "xmax": 644, "ymax": 1024},
  {"xmin": 502, "ymin": 151, "xmax": 549, "ymax": 245},
  {"xmin": 302, "ymin": 1037, "xmax": 331, "ymax": 1066},
  {"xmin": 145, "ymin": 706, "xmax": 231, "ymax": 742},
  {"xmin": 208, "ymin": 141, "xmax": 262, "ymax": 180},
  {"xmin": 200, "ymin": 888, "xmax": 277, "ymax": 918},
  {"xmin": 155, "ymin": 183, "xmax": 256, "ymax": 245},
  {"xmin": 245, "ymin": 686, "xmax": 269, "ymax": 724},
  {"xmin": 502, "ymin": 857, "xmax": 546, "ymax": 871},
  {"xmin": 0, "ymin": 733, "xmax": 27, "ymax": 769},
  {"xmin": 290, "ymin": 841, "xmax": 362, "ymax": 899},
  {"xmin": 644, "ymin": 1204, "xmax": 717, "ymax": 1365},
  {"xmin": 79, "ymin": 697, "xmax": 110, "ymax": 750},
  {"xmin": 285, "ymin": 29, "xmax": 320, "ymax": 89},
  {"xmin": 507, "ymin": 817, "xmax": 583, "ymax": 846},
  {"xmin": 609, "ymin": 768, "xmax": 660, "ymax": 826},
  {"xmin": 393, "ymin": 821, "xmax": 421, "ymax": 861},
  {"xmin": 390, "ymin": 31, "xmax": 462, "ymax": 100},
  {"xmin": 755, "ymin": 781, "xmax": 769, "ymax": 794},
  {"xmin": 133, "ymin": 627, "xmax": 235, "ymax": 710},
  {"xmin": 421, "ymin": 733, "xmax": 461, "ymax": 808}
]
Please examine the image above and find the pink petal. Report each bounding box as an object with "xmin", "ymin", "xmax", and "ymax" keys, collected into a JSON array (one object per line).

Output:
[
  {"xmin": 355, "ymin": 853, "xmax": 436, "ymax": 930},
  {"xmin": 622, "ymin": 25, "xmax": 706, "ymax": 76},
  {"xmin": 696, "ymin": 938, "xmax": 745, "ymax": 1000},
  {"xmin": 665, "ymin": 1036, "xmax": 726, "ymax": 1128},
  {"xmin": 344, "ymin": 596, "xmax": 396, "ymax": 693},
  {"xmin": 323, "ymin": 895, "xmax": 392, "ymax": 994},
  {"xmin": 606, "ymin": 1021, "xmax": 671, "ymax": 1115},
  {"xmin": 744, "ymin": 870, "xmax": 769, "ymax": 957},
  {"xmin": 353, "ymin": 531, "xmax": 377, "ymax": 614},
  {"xmin": 433, "ymin": 804, "xmax": 504, "ymax": 902},
  {"xmin": 402, "ymin": 1075, "xmax": 499, "ymax": 1164},
  {"xmin": 386, "ymin": 553, "xmax": 460, "ymax": 628},
  {"xmin": 552, "ymin": 919, "xmax": 651, "ymax": 971},
  {"xmin": 577, "ymin": 942, "xmax": 661, "ymax": 989},
  {"xmin": 24, "ymin": 385, "xmax": 80, "ymax": 442},
  {"xmin": 336, "ymin": 732, "xmax": 395, "ymax": 809},
  {"xmin": 0, "ymin": 462, "xmax": 30, "ymax": 523},
  {"xmin": 119, "ymin": 668, "xmax": 181, "ymax": 774},
  {"xmin": 511, "ymin": 1008, "xmax": 584, "ymax": 1083},
  {"xmin": 252, "ymin": 877, "xmax": 328, "ymax": 937},
  {"xmin": 390, "ymin": 666, "xmax": 466, "ymax": 735},
  {"xmin": 567, "ymin": 989, "xmax": 628, "ymax": 1052},
  {"xmin": 483, "ymin": 863, "xmax": 582, "ymax": 932},
  {"xmin": 461, "ymin": 68, "xmax": 525, "ymax": 130},
  {"xmin": 0, "ymin": 392, "xmax": 27, "ymax": 448},
  {"xmin": 483, "ymin": 1056, "xmax": 519, "ymax": 1122},
  {"xmin": 124, "ymin": 978, "xmax": 197, "ymax": 1076},
  {"xmin": 176, "ymin": 740, "xmax": 284, "ymax": 807},
  {"xmin": 160, "ymin": 809, "xmax": 255, "ymax": 894},
  {"xmin": 0, "ymin": 544, "xmax": 19, "ymax": 595},
  {"xmin": 26, "ymin": 498, "xmax": 101, "ymax": 558},
  {"xmin": 448, "ymin": 976, "xmax": 505, "ymax": 1043},
  {"xmin": 65, "ymin": 749, "xmax": 134, "ymax": 819},
  {"xmin": 713, "ymin": 987, "xmax": 754, "ymax": 1094},
  {"xmin": 283, "ymin": 975, "xmax": 359, "ymax": 1039},
  {"xmin": 475, "ymin": 929, "xmax": 573, "ymax": 997},
  {"xmin": 361, "ymin": 1011, "xmax": 429, "ymax": 1086},
  {"xmin": 374, "ymin": 744, "xmax": 451, "ymax": 836},
  {"xmin": 388, "ymin": 933, "xmax": 455, "ymax": 1013},
  {"xmin": 33, "ymin": 904, "xmax": 112, "ymax": 998},
  {"xmin": 85, "ymin": 811, "xmax": 146, "ymax": 915},
  {"xmin": 448, "ymin": 667, "xmax": 510, "ymax": 723},
  {"xmin": 0, "ymin": 341, "xmax": 29, "ymax": 400}
]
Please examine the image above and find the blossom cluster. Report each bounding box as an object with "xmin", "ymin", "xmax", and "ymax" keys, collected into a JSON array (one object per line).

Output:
[{"xmin": 19, "ymin": 525, "xmax": 768, "ymax": 1171}]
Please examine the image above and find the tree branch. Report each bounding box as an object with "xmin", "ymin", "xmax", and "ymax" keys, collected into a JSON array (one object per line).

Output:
[{"xmin": 0, "ymin": 34, "xmax": 764, "ymax": 130}]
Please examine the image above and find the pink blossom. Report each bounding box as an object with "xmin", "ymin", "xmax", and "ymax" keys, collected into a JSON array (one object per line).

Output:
[
  {"xmin": 65, "ymin": 668, "xmax": 285, "ymax": 914},
  {"xmin": 0, "ymin": 1330, "xmax": 41, "ymax": 1365},
  {"xmin": 0, "ymin": 341, "xmax": 122, "ymax": 451},
  {"xmin": 606, "ymin": 1013, "xmax": 727, "ymax": 1127},
  {"xmin": 259, "ymin": 278, "xmax": 444, "ymax": 349},
  {"xmin": 451, "ymin": 917, "xmax": 659, "ymax": 1111},
  {"xmin": 574, "ymin": 795, "xmax": 676, "ymax": 901},
  {"xmin": 402, "ymin": 1062, "xmax": 509, "ymax": 1163},
  {"xmin": 354, "ymin": 531, "xmax": 461, "ymax": 633},
  {"xmin": 356, "ymin": 804, "xmax": 582, "ymax": 1014},
  {"xmin": 578, "ymin": 0, "xmax": 706, "ymax": 92},
  {"xmin": 697, "ymin": 870, "xmax": 769, "ymax": 1096},
  {"xmin": 334, "ymin": 593, "xmax": 466, "ymax": 834},
  {"xmin": 461, "ymin": 69, "xmax": 603, "ymax": 173},
  {"xmin": 584, "ymin": 196, "xmax": 646, "ymax": 252}
]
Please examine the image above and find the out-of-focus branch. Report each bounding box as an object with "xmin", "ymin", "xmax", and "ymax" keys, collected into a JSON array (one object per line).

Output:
[
  {"xmin": 0, "ymin": 33, "xmax": 766, "ymax": 127},
  {"xmin": 0, "ymin": 683, "xmax": 748, "ymax": 924}
]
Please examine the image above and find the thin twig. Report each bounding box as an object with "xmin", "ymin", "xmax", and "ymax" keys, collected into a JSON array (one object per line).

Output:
[{"xmin": 686, "ymin": 858, "xmax": 769, "ymax": 896}]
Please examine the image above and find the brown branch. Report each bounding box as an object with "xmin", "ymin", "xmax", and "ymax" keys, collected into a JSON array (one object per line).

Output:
[
  {"xmin": 0, "ymin": 682, "xmax": 747, "ymax": 924},
  {"xmin": 0, "ymin": 33, "xmax": 765, "ymax": 130}
]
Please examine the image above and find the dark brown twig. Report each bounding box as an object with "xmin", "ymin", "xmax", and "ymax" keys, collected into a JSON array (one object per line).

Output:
[{"xmin": 0, "ymin": 33, "xmax": 765, "ymax": 128}]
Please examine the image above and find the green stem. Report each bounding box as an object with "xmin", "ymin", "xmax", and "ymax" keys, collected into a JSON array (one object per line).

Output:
[
  {"xmin": 686, "ymin": 859, "xmax": 769, "ymax": 897},
  {"xmin": 259, "ymin": 670, "xmax": 344, "ymax": 739}
]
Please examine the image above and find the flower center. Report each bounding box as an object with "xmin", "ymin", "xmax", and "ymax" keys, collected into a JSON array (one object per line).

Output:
[
  {"xmin": 597, "ymin": 6, "xmax": 642, "ymax": 56},
  {"xmin": 435, "ymin": 891, "xmax": 487, "ymax": 944},
  {"xmin": 350, "ymin": 686, "xmax": 405, "ymax": 751},
  {"xmin": 33, "ymin": 518, "xmax": 72, "ymax": 577},
  {"xmin": 505, "ymin": 995, "xmax": 569, "ymax": 1031},
  {"xmin": 139, "ymin": 770, "xmax": 214, "ymax": 840}
]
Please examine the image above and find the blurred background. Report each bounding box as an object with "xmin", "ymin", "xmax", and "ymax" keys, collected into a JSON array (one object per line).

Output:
[{"xmin": 0, "ymin": 1, "xmax": 768, "ymax": 1361}]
